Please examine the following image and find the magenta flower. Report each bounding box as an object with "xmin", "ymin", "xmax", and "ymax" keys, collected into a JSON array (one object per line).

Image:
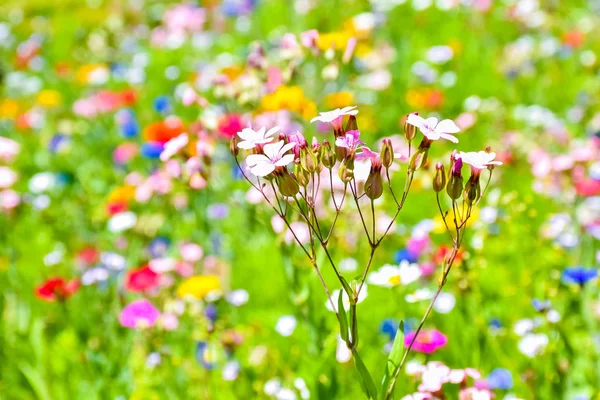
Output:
[
  {"xmin": 406, "ymin": 114, "xmax": 460, "ymax": 143},
  {"xmin": 404, "ymin": 329, "xmax": 448, "ymax": 354},
  {"xmin": 355, "ymin": 146, "xmax": 379, "ymax": 161},
  {"xmin": 120, "ymin": 299, "xmax": 160, "ymax": 329},
  {"xmin": 335, "ymin": 130, "xmax": 363, "ymax": 152}
]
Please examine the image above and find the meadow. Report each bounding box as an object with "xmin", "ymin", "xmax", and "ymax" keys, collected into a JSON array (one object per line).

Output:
[{"xmin": 1, "ymin": 0, "xmax": 599, "ymax": 399}]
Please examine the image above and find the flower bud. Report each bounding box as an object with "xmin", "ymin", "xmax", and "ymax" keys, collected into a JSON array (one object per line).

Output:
[
  {"xmin": 345, "ymin": 115, "xmax": 358, "ymax": 133},
  {"xmin": 464, "ymin": 176, "xmax": 481, "ymax": 205},
  {"xmin": 338, "ymin": 155, "xmax": 354, "ymax": 183},
  {"xmin": 404, "ymin": 112, "xmax": 418, "ymax": 141},
  {"xmin": 278, "ymin": 171, "xmax": 300, "ymax": 197},
  {"xmin": 433, "ymin": 162, "xmax": 446, "ymax": 192},
  {"xmin": 446, "ymin": 157, "xmax": 463, "ymax": 200},
  {"xmin": 321, "ymin": 141, "xmax": 336, "ymax": 169},
  {"xmin": 300, "ymin": 147, "xmax": 319, "ymax": 173},
  {"xmin": 380, "ymin": 138, "xmax": 394, "ymax": 168},
  {"xmin": 230, "ymin": 136, "xmax": 239, "ymax": 157},
  {"xmin": 294, "ymin": 164, "xmax": 310, "ymax": 187},
  {"xmin": 365, "ymin": 165, "xmax": 383, "ymax": 200}
]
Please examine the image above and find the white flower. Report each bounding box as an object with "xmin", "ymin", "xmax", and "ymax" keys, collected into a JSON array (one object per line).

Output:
[
  {"xmin": 160, "ymin": 133, "xmax": 188, "ymax": 161},
  {"xmin": 459, "ymin": 151, "xmax": 503, "ymax": 170},
  {"xmin": 237, "ymin": 126, "xmax": 279, "ymax": 150},
  {"xmin": 226, "ymin": 289, "xmax": 249, "ymax": 306},
  {"xmin": 406, "ymin": 114, "xmax": 460, "ymax": 143},
  {"xmin": 518, "ymin": 333, "xmax": 548, "ymax": 357},
  {"xmin": 368, "ymin": 261, "xmax": 422, "ymax": 287},
  {"xmin": 336, "ymin": 335, "xmax": 352, "ymax": 363},
  {"xmin": 310, "ymin": 106, "xmax": 358, "ymax": 124},
  {"xmin": 326, "ymin": 285, "xmax": 368, "ymax": 312},
  {"xmin": 433, "ymin": 292, "xmax": 456, "ymax": 314},
  {"xmin": 149, "ymin": 257, "xmax": 176, "ymax": 273},
  {"xmin": 108, "ymin": 211, "xmax": 137, "ymax": 233},
  {"xmin": 28, "ymin": 172, "xmax": 56, "ymax": 193},
  {"xmin": 275, "ymin": 315, "xmax": 297, "ymax": 337},
  {"xmin": 0, "ymin": 167, "xmax": 17, "ymax": 189},
  {"xmin": 245, "ymin": 140, "xmax": 295, "ymax": 177}
]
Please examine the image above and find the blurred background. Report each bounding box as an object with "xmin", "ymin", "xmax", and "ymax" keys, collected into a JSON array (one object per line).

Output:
[{"xmin": 1, "ymin": 0, "xmax": 599, "ymax": 399}]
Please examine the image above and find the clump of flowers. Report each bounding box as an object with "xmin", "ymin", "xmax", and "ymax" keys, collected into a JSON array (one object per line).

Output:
[{"xmin": 232, "ymin": 106, "xmax": 501, "ymax": 399}]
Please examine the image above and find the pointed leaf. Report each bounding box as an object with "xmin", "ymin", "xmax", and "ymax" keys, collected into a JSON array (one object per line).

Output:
[
  {"xmin": 380, "ymin": 321, "xmax": 404, "ymax": 399},
  {"xmin": 353, "ymin": 349, "xmax": 378, "ymax": 399},
  {"xmin": 337, "ymin": 291, "xmax": 349, "ymax": 343}
]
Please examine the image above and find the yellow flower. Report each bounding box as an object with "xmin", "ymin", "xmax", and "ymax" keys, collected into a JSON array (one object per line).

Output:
[
  {"xmin": 177, "ymin": 276, "xmax": 221, "ymax": 299},
  {"xmin": 325, "ymin": 92, "xmax": 354, "ymax": 109},
  {"xmin": 37, "ymin": 90, "xmax": 62, "ymax": 107},
  {"xmin": 0, "ymin": 99, "xmax": 20, "ymax": 119},
  {"xmin": 432, "ymin": 206, "xmax": 479, "ymax": 235},
  {"xmin": 221, "ymin": 65, "xmax": 243, "ymax": 81},
  {"xmin": 316, "ymin": 32, "xmax": 350, "ymax": 51},
  {"xmin": 76, "ymin": 64, "xmax": 108, "ymax": 84},
  {"xmin": 108, "ymin": 186, "xmax": 135, "ymax": 204}
]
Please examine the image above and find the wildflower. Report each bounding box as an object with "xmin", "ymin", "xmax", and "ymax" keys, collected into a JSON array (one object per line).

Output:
[
  {"xmin": 459, "ymin": 151, "xmax": 503, "ymax": 173},
  {"xmin": 236, "ymin": 126, "xmax": 279, "ymax": 150},
  {"xmin": 404, "ymin": 329, "xmax": 448, "ymax": 354},
  {"xmin": 561, "ymin": 266, "xmax": 598, "ymax": 286},
  {"xmin": 310, "ymin": 106, "xmax": 358, "ymax": 135},
  {"xmin": 226, "ymin": 289, "xmax": 249, "ymax": 306},
  {"xmin": 275, "ymin": 315, "xmax": 297, "ymax": 337},
  {"xmin": 518, "ymin": 333, "xmax": 548, "ymax": 357},
  {"xmin": 406, "ymin": 114, "xmax": 460, "ymax": 143},
  {"xmin": 487, "ymin": 368, "xmax": 513, "ymax": 390},
  {"xmin": 180, "ymin": 243, "xmax": 203, "ymax": 262},
  {"xmin": 160, "ymin": 133, "xmax": 188, "ymax": 161},
  {"xmin": 368, "ymin": 261, "xmax": 422, "ymax": 287},
  {"xmin": 35, "ymin": 277, "xmax": 80, "ymax": 302},
  {"xmin": 177, "ymin": 275, "xmax": 221, "ymax": 299},
  {"xmin": 335, "ymin": 129, "xmax": 363, "ymax": 152},
  {"xmin": 245, "ymin": 140, "xmax": 295, "ymax": 177},
  {"xmin": 196, "ymin": 341, "xmax": 217, "ymax": 369},
  {"xmin": 119, "ymin": 299, "xmax": 160, "ymax": 329}
]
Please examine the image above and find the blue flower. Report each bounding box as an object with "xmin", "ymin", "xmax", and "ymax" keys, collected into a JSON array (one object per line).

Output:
[
  {"xmin": 120, "ymin": 120, "xmax": 139, "ymax": 138},
  {"xmin": 153, "ymin": 95, "xmax": 171, "ymax": 114},
  {"xmin": 49, "ymin": 133, "xmax": 69, "ymax": 153},
  {"xmin": 394, "ymin": 248, "xmax": 418, "ymax": 264},
  {"xmin": 488, "ymin": 318, "xmax": 502, "ymax": 330},
  {"xmin": 148, "ymin": 236, "xmax": 170, "ymax": 258},
  {"xmin": 487, "ymin": 368, "xmax": 513, "ymax": 390},
  {"xmin": 196, "ymin": 341, "xmax": 217, "ymax": 369},
  {"xmin": 141, "ymin": 142, "xmax": 164, "ymax": 159},
  {"xmin": 561, "ymin": 266, "xmax": 598, "ymax": 286},
  {"xmin": 379, "ymin": 319, "xmax": 399, "ymax": 341},
  {"xmin": 205, "ymin": 304, "xmax": 217, "ymax": 322},
  {"xmin": 532, "ymin": 299, "xmax": 551, "ymax": 312}
]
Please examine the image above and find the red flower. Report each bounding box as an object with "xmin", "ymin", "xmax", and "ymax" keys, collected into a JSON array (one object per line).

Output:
[
  {"xmin": 125, "ymin": 265, "xmax": 160, "ymax": 292},
  {"xmin": 35, "ymin": 278, "xmax": 80, "ymax": 302},
  {"xmin": 217, "ymin": 114, "xmax": 244, "ymax": 139},
  {"xmin": 433, "ymin": 246, "xmax": 464, "ymax": 265},
  {"xmin": 77, "ymin": 247, "xmax": 99, "ymax": 266}
]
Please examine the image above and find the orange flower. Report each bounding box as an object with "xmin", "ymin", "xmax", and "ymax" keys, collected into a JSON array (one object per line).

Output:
[{"xmin": 143, "ymin": 118, "xmax": 186, "ymax": 143}]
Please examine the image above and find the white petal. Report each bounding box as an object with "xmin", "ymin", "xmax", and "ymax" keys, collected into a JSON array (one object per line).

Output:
[
  {"xmin": 439, "ymin": 133, "xmax": 459, "ymax": 143},
  {"xmin": 275, "ymin": 154, "xmax": 295, "ymax": 167},
  {"xmin": 425, "ymin": 117, "xmax": 439, "ymax": 128},
  {"xmin": 406, "ymin": 114, "xmax": 427, "ymax": 129},
  {"xmin": 245, "ymin": 154, "xmax": 269, "ymax": 167},
  {"xmin": 237, "ymin": 141, "xmax": 256, "ymax": 150},
  {"xmin": 435, "ymin": 119, "xmax": 460, "ymax": 134},
  {"xmin": 265, "ymin": 126, "xmax": 281, "ymax": 138},
  {"xmin": 250, "ymin": 163, "xmax": 275, "ymax": 177}
]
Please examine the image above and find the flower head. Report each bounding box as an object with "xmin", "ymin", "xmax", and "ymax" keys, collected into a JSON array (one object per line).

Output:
[
  {"xmin": 562, "ymin": 266, "xmax": 598, "ymax": 286},
  {"xmin": 125, "ymin": 265, "xmax": 160, "ymax": 292},
  {"xmin": 245, "ymin": 140, "xmax": 295, "ymax": 177},
  {"xmin": 406, "ymin": 114, "xmax": 460, "ymax": 143},
  {"xmin": 459, "ymin": 151, "xmax": 503, "ymax": 171},
  {"xmin": 368, "ymin": 261, "xmax": 422, "ymax": 287},
  {"xmin": 160, "ymin": 133, "xmax": 188, "ymax": 161},
  {"xmin": 236, "ymin": 126, "xmax": 279, "ymax": 150},
  {"xmin": 35, "ymin": 277, "xmax": 80, "ymax": 301},
  {"xmin": 335, "ymin": 129, "xmax": 363, "ymax": 152},
  {"xmin": 120, "ymin": 299, "xmax": 160, "ymax": 329},
  {"xmin": 310, "ymin": 106, "xmax": 358, "ymax": 124},
  {"xmin": 404, "ymin": 329, "xmax": 448, "ymax": 354},
  {"xmin": 177, "ymin": 275, "xmax": 221, "ymax": 299}
]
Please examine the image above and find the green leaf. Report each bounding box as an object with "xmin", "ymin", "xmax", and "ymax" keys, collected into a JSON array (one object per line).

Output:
[
  {"xmin": 337, "ymin": 291, "xmax": 349, "ymax": 343},
  {"xmin": 352, "ymin": 349, "xmax": 378, "ymax": 399},
  {"xmin": 18, "ymin": 364, "xmax": 51, "ymax": 400},
  {"xmin": 339, "ymin": 276, "xmax": 353, "ymax": 298},
  {"xmin": 380, "ymin": 321, "xmax": 404, "ymax": 400}
]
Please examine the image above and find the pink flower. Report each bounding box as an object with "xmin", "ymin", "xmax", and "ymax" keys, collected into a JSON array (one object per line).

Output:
[
  {"xmin": 404, "ymin": 329, "xmax": 448, "ymax": 354},
  {"xmin": 180, "ymin": 243, "xmax": 203, "ymax": 262},
  {"xmin": 160, "ymin": 133, "xmax": 188, "ymax": 162},
  {"xmin": 119, "ymin": 299, "xmax": 160, "ymax": 329},
  {"xmin": 406, "ymin": 114, "xmax": 460, "ymax": 143},
  {"xmin": 335, "ymin": 130, "xmax": 363, "ymax": 151},
  {"xmin": 0, "ymin": 137, "xmax": 20, "ymax": 162},
  {"xmin": 245, "ymin": 140, "xmax": 295, "ymax": 177},
  {"xmin": 300, "ymin": 29, "xmax": 319, "ymax": 48},
  {"xmin": 236, "ymin": 126, "xmax": 279, "ymax": 150},
  {"xmin": 0, "ymin": 167, "xmax": 18, "ymax": 189}
]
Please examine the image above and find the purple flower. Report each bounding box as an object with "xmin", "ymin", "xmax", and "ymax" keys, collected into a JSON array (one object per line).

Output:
[
  {"xmin": 120, "ymin": 299, "xmax": 160, "ymax": 328},
  {"xmin": 487, "ymin": 368, "xmax": 513, "ymax": 390},
  {"xmin": 335, "ymin": 130, "xmax": 363, "ymax": 152}
]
